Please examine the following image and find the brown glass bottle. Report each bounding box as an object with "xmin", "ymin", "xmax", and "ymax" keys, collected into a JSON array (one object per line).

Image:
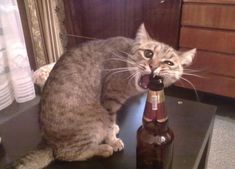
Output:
[{"xmin": 137, "ymin": 76, "xmax": 174, "ymax": 169}]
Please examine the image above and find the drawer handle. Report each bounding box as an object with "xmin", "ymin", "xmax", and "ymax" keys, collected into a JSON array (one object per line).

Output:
[{"xmin": 160, "ymin": 0, "xmax": 166, "ymax": 3}]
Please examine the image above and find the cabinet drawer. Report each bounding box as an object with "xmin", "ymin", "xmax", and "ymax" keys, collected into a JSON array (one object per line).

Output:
[
  {"xmin": 182, "ymin": 3, "xmax": 235, "ymax": 30},
  {"xmin": 175, "ymin": 73, "xmax": 235, "ymax": 98},
  {"xmin": 184, "ymin": 0, "xmax": 235, "ymax": 5},
  {"xmin": 189, "ymin": 50, "xmax": 235, "ymax": 78},
  {"xmin": 180, "ymin": 27, "xmax": 235, "ymax": 54}
]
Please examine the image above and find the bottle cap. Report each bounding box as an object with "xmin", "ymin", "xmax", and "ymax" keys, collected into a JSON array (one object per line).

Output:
[{"xmin": 148, "ymin": 75, "xmax": 164, "ymax": 91}]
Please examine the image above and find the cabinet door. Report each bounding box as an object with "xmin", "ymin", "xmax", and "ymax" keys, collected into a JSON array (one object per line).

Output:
[{"xmin": 63, "ymin": 0, "xmax": 182, "ymax": 48}]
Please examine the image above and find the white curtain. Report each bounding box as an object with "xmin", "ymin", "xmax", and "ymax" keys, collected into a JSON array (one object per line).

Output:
[{"xmin": 0, "ymin": 0, "xmax": 35, "ymax": 110}]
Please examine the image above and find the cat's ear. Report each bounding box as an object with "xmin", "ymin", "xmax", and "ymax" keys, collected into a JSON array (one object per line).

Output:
[
  {"xmin": 135, "ymin": 23, "xmax": 152, "ymax": 42},
  {"xmin": 180, "ymin": 48, "xmax": 196, "ymax": 67}
]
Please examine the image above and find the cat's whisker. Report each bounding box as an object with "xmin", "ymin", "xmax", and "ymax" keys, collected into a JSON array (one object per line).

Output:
[
  {"xmin": 182, "ymin": 72, "xmax": 205, "ymax": 78},
  {"xmin": 183, "ymin": 68, "xmax": 205, "ymax": 73},
  {"xmin": 153, "ymin": 72, "xmax": 197, "ymax": 98},
  {"xmin": 109, "ymin": 69, "xmax": 132, "ymax": 75},
  {"xmin": 160, "ymin": 72, "xmax": 174, "ymax": 76},
  {"xmin": 105, "ymin": 68, "xmax": 137, "ymax": 83},
  {"xmin": 105, "ymin": 57, "xmax": 136, "ymax": 67},
  {"xmin": 126, "ymin": 71, "xmax": 137, "ymax": 80},
  {"xmin": 128, "ymin": 75, "xmax": 137, "ymax": 85},
  {"xmin": 106, "ymin": 57, "xmax": 145, "ymax": 71},
  {"xmin": 127, "ymin": 72, "xmax": 138, "ymax": 85},
  {"xmin": 178, "ymin": 78, "xmax": 186, "ymax": 88},
  {"xmin": 64, "ymin": 33, "xmax": 97, "ymax": 40},
  {"xmin": 105, "ymin": 69, "xmax": 133, "ymax": 81},
  {"xmin": 111, "ymin": 51, "xmax": 145, "ymax": 70},
  {"xmin": 159, "ymin": 71, "xmax": 176, "ymax": 76},
  {"xmin": 103, "ymin": 67, "xmax": 137, "ymax": 71},
  {"xmin": 179, "ymin": 76, "xmax": 200, "ymax": 101},
  {"xmin": 129, "ymin": 71, "xmax": 139, "ymax": 80},
  {"xmin": 111, "ymin": 52, "xmax": 137, "ymax": 65},
  {"xmin": 164, "ymin": 70, "xmax": 204, "ymax": 79},
  {"xmin": 116, "ymin": 50, "xmax": 138, "ymax": 63}
]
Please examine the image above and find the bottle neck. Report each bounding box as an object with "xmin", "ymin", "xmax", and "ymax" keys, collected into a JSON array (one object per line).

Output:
[{"xmin": 143, "ymin": 89, "xmax": 168, "ymax": 124}]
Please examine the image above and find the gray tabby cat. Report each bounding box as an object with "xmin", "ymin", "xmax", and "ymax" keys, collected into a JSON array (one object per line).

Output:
[{"xmin": 11, "ymin": 24, "xmax": 196, "ymax": 169}]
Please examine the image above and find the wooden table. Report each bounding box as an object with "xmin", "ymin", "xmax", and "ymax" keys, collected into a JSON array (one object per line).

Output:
[{"xmin": 44, "ymin": 95, "xmax": 216, "ymax": 169}]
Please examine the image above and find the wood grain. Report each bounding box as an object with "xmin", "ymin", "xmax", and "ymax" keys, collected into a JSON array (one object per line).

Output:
[
  {"xmin": 143, "ymin": 0, "xmax": 182, "ymax": 48},
  {"xmin": 175, "ymin": 73, "xmax": 235, "ymax": 98},
  {"xmin": 63, "ymin": 0, "xmax": 143, "ymax": 47},
  {"xmin": 180, "ymin": 27, "xmax": 235, "ymax": 54},
  {"xmin": 62, "ymin": 0, "xmax": 182, "ymax": 49},
  {"xmin": 182, "ymin": 3, "xmax": 235, "ymax": 30},
  {"xmin": 183, "ymin": 49, "xmax": 235, "ymax": 78},
  {"xmin": 183, "ymin": 0, "xmax": 235, "ymax": 5},
  {"xmin": 180, "ymin": 1, "xmax": 235, "ymax": 98}
]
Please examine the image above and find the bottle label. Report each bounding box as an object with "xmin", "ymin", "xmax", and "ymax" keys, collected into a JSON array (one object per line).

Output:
[
  {"xmin": 143, "ymin": 90, "xmax": 168, "ymax": 123},
  {"xmin": 151, "ymin": 95, "xmax": 158, "ymax": 110}
]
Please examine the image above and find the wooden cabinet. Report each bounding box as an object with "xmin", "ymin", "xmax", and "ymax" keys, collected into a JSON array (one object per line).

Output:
[{"xmin": 176, "ymin": 0, "xmax": 235, "ymax": 98}]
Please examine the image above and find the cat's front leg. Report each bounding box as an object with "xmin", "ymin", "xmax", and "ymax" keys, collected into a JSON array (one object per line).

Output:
[
  {"xmin": 102, "ymin": 97, "xmax": 125, "ymax": 115},
  {"xmin": 105, "ymin": 124, "xmax": 124, "ymax": 152}
]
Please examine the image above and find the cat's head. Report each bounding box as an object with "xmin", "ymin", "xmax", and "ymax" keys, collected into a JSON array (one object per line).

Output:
[{"xmin": 129, "ymin": 24, "xmax": 196, "ymax": 91}]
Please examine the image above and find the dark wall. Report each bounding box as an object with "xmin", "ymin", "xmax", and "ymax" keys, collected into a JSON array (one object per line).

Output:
[{"xmin": 63, "ymin": 0, "xmax": 182, "ymax": 49}]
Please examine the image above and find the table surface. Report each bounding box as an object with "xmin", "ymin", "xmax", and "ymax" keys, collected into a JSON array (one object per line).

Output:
[{"xmin": 45, "ymin": 95, "xmax": 217, "ymax": 169}]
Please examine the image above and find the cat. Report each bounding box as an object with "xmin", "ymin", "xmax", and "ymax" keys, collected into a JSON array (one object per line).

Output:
[{"xmin": 10, "ymin": 24, "xmax": 196, "ymax": 169}]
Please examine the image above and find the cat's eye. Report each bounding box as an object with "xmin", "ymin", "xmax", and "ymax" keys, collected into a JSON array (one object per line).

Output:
[
  {"xmin": 144, "ymin": 49, "xmax": 154, "ymax": 59},
  {"xmin": 163, "ymin": 60, "xmax": 174, "ymax": 66}
]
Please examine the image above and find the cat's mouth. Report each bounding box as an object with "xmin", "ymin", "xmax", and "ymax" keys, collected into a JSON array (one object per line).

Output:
[
  {"xmin": 138, "ymin": 74, "xmax": 165, "ymax": 89},
  {"xmin": 138, "ymin": 74, "xmax": 151, "ymax": 89}
]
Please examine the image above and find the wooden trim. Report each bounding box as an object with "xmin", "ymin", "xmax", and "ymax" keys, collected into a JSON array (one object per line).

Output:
[
  {"xmin": 182, "ymin": 3, "xmax": 235, "ymax": 30},
  {"xmin": 183, "ymin": 0, "xmax": 235, "ymax": 5},
  {"xmin": 16, "ymin": 0, "xmax": 36, "ymax": 70},
  {"xmin": 180, "ymin": 27, "xmax": 235, "ymax": 54}
]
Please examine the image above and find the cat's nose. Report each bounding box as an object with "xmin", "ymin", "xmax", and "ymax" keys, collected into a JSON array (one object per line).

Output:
[
  {"xmin": 149, "ymin": 63, "xmax": 153, "ymax": 69},
  {"xmin": 149, "ymin": 60, "xmax": 160, "ymax": 71}
]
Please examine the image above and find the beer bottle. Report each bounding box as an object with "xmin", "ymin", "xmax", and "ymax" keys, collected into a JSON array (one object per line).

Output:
[{"xmin": 136, "ymin": 75, "xmax": 174, "ymax": 169}]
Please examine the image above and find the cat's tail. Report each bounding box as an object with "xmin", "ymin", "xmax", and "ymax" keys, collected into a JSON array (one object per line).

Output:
[{"xmin": 5, "ymin": 146, "xmax": 54, "ymax": 169}]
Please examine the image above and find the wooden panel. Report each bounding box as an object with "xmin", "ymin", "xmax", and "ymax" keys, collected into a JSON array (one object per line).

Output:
[
  {"xmin": 63, "ymin": 0, "xmax": 182, "ymax": 48},
  {"xmin": 184, "ymin": 0, "xmax": 235, "ymax": 5},
  {"xmin": 175, "ymin": 73, "xmax": 235, "ymax": 98},
  {"xmin": 63, "ymin": 0, "xmax": 144, "ymax": 47},
  {"xmin": 182, "ymin": 3, "xmax": 235, "ymax": 30},
  {"xmin": 180, "ymin": 27, "xmax": 235, "ymax": 54},
  {"xmin": 144, "ymin": 0, "xmax": 182, "ymax": 48},
  {"xmin": 185, "ymin": 50, "xmax": 235, "ymax": 78}
]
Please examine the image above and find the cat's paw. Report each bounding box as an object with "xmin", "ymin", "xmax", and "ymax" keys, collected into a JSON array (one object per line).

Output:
[
  {"xmin": 110, "ymin": 138, "xmax": 124, "ymax": 152},
  {"xmin": 113, "ymin": 124, "xmax": 120, "ymax": 135},
  {"xmin": 98, "ymin": 144, "xmax": 114, "ymax": 158}
]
